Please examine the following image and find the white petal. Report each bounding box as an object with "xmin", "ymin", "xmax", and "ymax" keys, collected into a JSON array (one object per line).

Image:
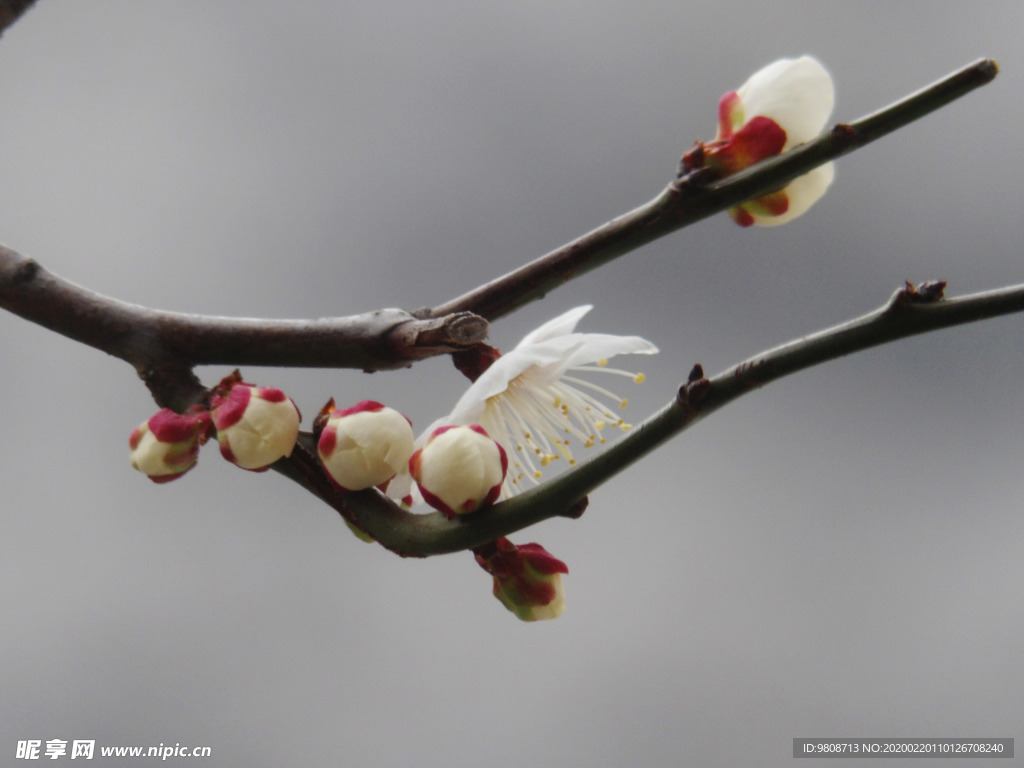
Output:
[
  {"xmin": 442, "ymin": 331, "xmax": 656, "ymax": 426},
  {"xmin": 559, "ymin": 333, "xmax": 659, "ymax": 370},
  {"xmin": 750, "ymin": 162, "xmax": 835, "ymax": 227},
  {"xmin": 737, "ymin": 56, "xmax": 834, "ymax": 149},
  {"xmin": 517, "ymin": 305, "xmax": 592, "ymax": 346}
]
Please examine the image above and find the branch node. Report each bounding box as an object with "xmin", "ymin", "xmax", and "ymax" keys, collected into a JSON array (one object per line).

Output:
[
  {"xmin": 12, "ymin": 257, "xmax": 39, "ymax": 284},
  {"xmin": 557, "ymin": 496, "xmax": 589, "ymax": 520},
  {"xmin": 677, "ymin": 365, "xmax": 710, "ymax": 415},
  {"xmin": 887, "ymin": 280, "xmax": 948, "ymax": 311},
  {"xmin": 137, "ymin": 364, "xmax": 207, "ymax": 411},
  {"xmin": 389, "ymin": 311, "xmax": 489, "ymax": 354},
  {"xmin": 829, "ymin": 121, "xmax": 856, "ymax": 147}
]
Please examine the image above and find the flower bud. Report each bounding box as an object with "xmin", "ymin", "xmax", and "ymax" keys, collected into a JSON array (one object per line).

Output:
[
  {"xmin": 129, "ymin": 407, "xmax": 210, "ymax": 483},
  {"xmin": 211, "ymin": 380, "xmax": 301, "ymax": 471},
  {"xmin": 317, "ymin": 400, "xmax": 415, "ymax": 492},
  {"xmin": 475, "ymin": 538, "xmax": 568, "ymax": 621},
  {"xmin": 682, "ymin": 55, "xmax": 835, "ymax": 227},
  {"xmin": 409, "ymin": 425, "xmax": 507, "ymax": 518}
]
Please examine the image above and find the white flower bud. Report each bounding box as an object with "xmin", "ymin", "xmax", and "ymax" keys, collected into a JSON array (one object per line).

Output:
[
  {"xmin": 410, "ymin": 425, "xmax": 507, "ymax": 517},
  {"xmin": 687, "ymin": 56, "xmax": 836, "ymax": 227},
  {"xmin": 211, "ymin": 382, "xmax": 301, "ymax": 471},
  {"xmin": 317, "ymin": 400, "xmax": 415, "ymax": 491},
  {"xmin": 129, "ymin": 407, "xmax": 210, "ymax": 483}
]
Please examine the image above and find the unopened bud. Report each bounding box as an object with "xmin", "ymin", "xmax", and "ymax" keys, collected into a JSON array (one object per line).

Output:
[
  {"xmin": 211, "ymin": 379, "xmax": 301, "ymax": 471},
  {"xmin": 409, "ymin": 425, "xmax": 507, "ymax": 518},
  {"xmin": 475, "ymin": 537, "xmax": 568, "ymax": 621},
  {"xmin": 129, "ymin": 407, "xmax": 210, "ymax": 483},
  {"xmin": 317, "ymin": 400, "xmax": 415, "ymax": 491}
]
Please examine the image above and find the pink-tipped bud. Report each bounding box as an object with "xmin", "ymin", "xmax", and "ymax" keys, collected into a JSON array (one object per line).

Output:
[
  {"xmin": 409, "ymin": 424, "xmax": 507, "ymax": 518},
  {"xmin": 317, "ymin": 400, "xmax": 415, "ymax": 492},
  {"xmin": 129, "ymin": 407, "xmax": 211, "ymax": 483},
  {"xmin": 210, "ymin": 380, "xmax": 301, "ymax": 471},
  {"xmin": 687, "ymin": 56, "xmax": 835, "ymax": 227},
  {"xmin": 475, "ymin": 537, "xmax": 568, "ymax": 621}
]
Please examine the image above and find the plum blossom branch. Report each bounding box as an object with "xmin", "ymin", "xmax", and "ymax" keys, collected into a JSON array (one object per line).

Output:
[
  {"xmin": 429, "ymin": 58, "xmax": 998, "ymax": 323},
  {"xmin": 319, "ymin": 280, "xmax": 1024, "ymax": 557},
  {"xmin": 0, "ymin": 27, "xmax": 1010, "ymax": 561},
  {"xmin": 0, "ymin": 244, "xmax": 488, "ymax": 409},
  {"xmin": 0, "ymin": 59, "xmax": 995, "ymax": 408}
]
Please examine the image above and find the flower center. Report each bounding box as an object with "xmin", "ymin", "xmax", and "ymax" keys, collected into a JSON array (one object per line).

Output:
[{"xmin": 480, "ymin": 363, "xmax": 646, "ymax": 497}]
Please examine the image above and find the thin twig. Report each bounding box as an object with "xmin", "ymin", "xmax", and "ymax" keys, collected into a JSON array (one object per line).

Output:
[
  {"xmin": 318, "ymin": 280, "xmax": 1024, "ymax": 556},
  {"xmin": 430, "ymin": 59, "xmax": 998, "ymax": 322}
]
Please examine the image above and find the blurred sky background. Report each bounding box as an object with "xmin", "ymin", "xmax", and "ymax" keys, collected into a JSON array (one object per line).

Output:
[{"xmin": 2, "ymin": 2, "xmax": 1023, "ymax": 766}]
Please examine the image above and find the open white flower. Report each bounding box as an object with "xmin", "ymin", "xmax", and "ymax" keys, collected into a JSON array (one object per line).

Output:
[{"xmin": 420, "ymin": 305, "xmax": 658, "ymax": 499}]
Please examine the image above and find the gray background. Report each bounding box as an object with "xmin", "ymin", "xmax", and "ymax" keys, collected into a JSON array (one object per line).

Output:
[{"xmin": 2, "ymin": 2, "xmax": 1022, "ymax": 766}]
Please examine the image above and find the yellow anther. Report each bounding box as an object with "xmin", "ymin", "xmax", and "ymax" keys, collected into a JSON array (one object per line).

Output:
[
  {"xmin": 620, "ymin": 398, "xmax": 628, "ymax": 408},
  {"xmin": 634, "ymin": 373, "xmax": 645, "ymax": 384},
  {"xmin": 597, "ymin": 359, "xmax": 608, "ymax": 367}
]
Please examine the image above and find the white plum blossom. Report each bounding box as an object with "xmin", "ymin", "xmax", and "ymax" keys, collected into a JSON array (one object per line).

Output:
[
  {"xmin": 419, "ymin": 305, "xmax": 657, "ymax": 499},
  {"xmin": 689, "ymin": 55, "xmax": 835, "ymax": 227},
  {"xmin": 409, "ymin": 425, "xmax": 508, "ymax": 517}
]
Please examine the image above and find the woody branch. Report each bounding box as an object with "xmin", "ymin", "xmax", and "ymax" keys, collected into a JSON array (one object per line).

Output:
[
  {"xmin": 311, "ymin": 280, "xmax": 1024, "ymax": 557},
  {"xmin": 0, "ymin": 17, "xmax": 1008, "ymax": 559},
  {"xmin": 0, "ymin": 59, "xmax": 997, "ymax": 399}
]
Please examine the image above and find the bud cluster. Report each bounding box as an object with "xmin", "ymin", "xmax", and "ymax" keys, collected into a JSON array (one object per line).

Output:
[
  {"xmin": 129, "ymin": 371, "xmax": 300, "ymax": 483},
  {"xmin": 127, "ymin": 298, "xmax": 679, "ymax": 620},
  {"xmin": 129, "ymin": 374, "xmax": 510, "ymax": 523}
]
